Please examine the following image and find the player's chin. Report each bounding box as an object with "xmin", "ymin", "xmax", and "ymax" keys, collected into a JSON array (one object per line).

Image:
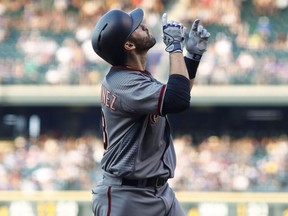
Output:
[
  {"xmin": 136, "ymin": 37, "xmax": 156, "ymax": 51},
  {"xmin": 146, "ymin": 35, "xmax": 156, "ymax": 47},
  {"xmin": 144, "ymin": 38, "xmax": 156, "ymax": 50},
  {"xmin": 148, "ymin": 37, "xmax": 157, "ymax": 48}
]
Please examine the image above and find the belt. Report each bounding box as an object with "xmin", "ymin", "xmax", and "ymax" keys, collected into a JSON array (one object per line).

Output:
[{"xmin": 121, "ymin": 177, "xmax": 168, "ymax": 188}]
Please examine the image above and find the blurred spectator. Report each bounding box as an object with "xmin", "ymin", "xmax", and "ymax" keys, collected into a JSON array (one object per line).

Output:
[
  {"xmin": 273, "ymin": 32, "xmax": 288, "ymax": 49},
  {"xmin": 253, "ymin": 0, "xmax": 276, "ymax": 15},
  {"xmin": 170, "ymin": 134, "xmax": 288, "ymax": 191},
  {"xmin": 0, "ymin": 0, "xmax": 287, "ymax": 85},
  {"xmin": 0, "ymin": 134, "xmax": 104, "ymax": 191},
  {"xmin": 276, "ymin": 0, "xmax": 288, "ymax": 9},
  {"xmin": 0, "ymin": 133, "xmax": 288, "ymax": 192}
]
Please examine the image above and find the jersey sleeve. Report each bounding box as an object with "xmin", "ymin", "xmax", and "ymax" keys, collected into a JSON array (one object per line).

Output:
[{"xmin": 106, "ymin": 70, "xmax": 166, "ymax": 115}]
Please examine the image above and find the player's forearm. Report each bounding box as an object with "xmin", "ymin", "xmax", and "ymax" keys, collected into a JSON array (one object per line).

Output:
[
  {"xmin": 169, "ymin": 52, "xmax": 193, "ymax": 90},
  {"xmin": 190, "ymin": 79, "xmax": 194, "ymax": 91},
  {"xmin": 169, "ymin": 52, "xmax": 189, "ymax": 79},
  {"xmin": 184, "ymin": 56, "xmax": 200, "ymax": 91}
]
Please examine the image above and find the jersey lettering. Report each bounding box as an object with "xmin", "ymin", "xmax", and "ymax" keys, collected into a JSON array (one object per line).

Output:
[
  {"xmin": 101, "ymin": 85, "xmax": 117, "ymax": 111},
  {"xmin": 101, "ymin": 109, "xmax": 108, "ymax": 149}
]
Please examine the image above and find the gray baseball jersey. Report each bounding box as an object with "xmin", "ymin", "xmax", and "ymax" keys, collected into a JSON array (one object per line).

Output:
[
  {"xmin": 93, "ymin": 66, "xmax": 186, "ymax": 216},
  {"xmin": 100, "ymin": 66, "xmax": 176, "ymax": 179}
]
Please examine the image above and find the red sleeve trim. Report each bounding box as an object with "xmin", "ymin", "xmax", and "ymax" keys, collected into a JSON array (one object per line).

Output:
[{"xmin": 157, "ymin": 85, "xmax": 166, "ymax": 115}]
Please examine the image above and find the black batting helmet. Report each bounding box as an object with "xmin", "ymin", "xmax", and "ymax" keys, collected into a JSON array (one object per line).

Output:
[{"xmin": 91, "ymin": 8, "xmax": 144, "ymax": 66}]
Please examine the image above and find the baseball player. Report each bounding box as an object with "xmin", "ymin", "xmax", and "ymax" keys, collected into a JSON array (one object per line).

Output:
[{"xmin": 91, "ymin": 7, "xmax": 210, "ymax": 216}]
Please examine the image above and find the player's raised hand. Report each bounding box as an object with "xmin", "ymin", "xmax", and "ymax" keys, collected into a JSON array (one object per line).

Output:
[
  {"xmin": 162, "ymin": 13, "xmax": 185, "ymax": 53},
  {"xmin": 185, "ymin": 19, "xmax": 210, "ymax": 61}
]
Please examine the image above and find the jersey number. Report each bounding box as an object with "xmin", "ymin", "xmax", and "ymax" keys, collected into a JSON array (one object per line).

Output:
[{"xmin": 101, "ymin": 109, "xmax": 108, "ymax": 149}]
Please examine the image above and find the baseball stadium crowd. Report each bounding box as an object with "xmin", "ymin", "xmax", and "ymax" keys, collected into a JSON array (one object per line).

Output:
[
  {"xmin": 0, "ymin": 0, "xmax": 288, "ymax": 193},
  {"xmin": 0, "ymin": 133, "xmax": 287, "ymax": 192},
  {"xmin": 0, "ymin": 0, "xmax": 287, "ymax": 85}
]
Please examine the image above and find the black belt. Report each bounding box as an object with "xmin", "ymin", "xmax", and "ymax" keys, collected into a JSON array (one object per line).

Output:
[{"xmin": 121, "ymin": 177, "xmax": 168, "ymax": 188}]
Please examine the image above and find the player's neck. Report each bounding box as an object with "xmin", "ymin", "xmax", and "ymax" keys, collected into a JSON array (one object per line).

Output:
[{"xmin": 125, "ymin": 54, "xmax": 146, "ymax": 71}]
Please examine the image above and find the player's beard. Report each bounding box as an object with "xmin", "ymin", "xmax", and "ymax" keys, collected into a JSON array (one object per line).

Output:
[
  {"xmin": 129, "ymin": 34, "xmax": 156, "ymax": 53},
  {"xmin": 138, "ymin": 35, "xmax": 156, "ymax": 51}
]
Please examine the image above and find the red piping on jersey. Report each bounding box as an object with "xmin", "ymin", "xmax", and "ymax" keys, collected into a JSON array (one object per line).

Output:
[
  {"xmin": 158, "ymin": 85, "xmax": 166, "ymax": 115},
  {"xmin": 106, "ymin": 186, "xmax": 112, "ymax": 216}
]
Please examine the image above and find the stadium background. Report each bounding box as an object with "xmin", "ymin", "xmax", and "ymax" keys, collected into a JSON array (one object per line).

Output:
[{"xmin": 0, "ymin": 0, "xmax": 288, "ymax": 215}]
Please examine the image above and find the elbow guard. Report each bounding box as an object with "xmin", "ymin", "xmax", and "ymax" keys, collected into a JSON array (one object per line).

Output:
[{"xmin": 162, "ymin": 74, "xmax": 191, "ymax": 115}]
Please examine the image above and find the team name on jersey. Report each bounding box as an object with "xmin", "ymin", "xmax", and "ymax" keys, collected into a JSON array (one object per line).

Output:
[{"xmin": 101, "ymin": 85, "xmax": 117, "ymax": 111}]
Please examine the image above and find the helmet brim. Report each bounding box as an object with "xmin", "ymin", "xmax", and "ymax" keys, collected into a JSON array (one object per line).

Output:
[{"xmin": 129, "ymin": 8, "xmax": 144, "ymax": 35}]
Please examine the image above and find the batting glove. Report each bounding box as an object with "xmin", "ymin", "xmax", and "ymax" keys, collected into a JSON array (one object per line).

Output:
[
  {"xmin": 162, "ymin": 13, "xmax": 185, "ymax": 53},
  {"xmin": 185, "ymin": 19, "xmax": 210, "ymax": 61}
]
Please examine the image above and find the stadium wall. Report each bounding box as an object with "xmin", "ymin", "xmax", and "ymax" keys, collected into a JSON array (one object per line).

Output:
[
  {"xmin": 0, "ymin": 191, "xmax": 288, "ymax": 216},
  {"xmin": 0, "ymin": 85, "xmax": 288, "ymax": 106}
]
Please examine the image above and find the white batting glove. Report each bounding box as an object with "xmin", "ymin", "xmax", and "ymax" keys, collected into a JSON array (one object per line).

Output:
[
  {"xmin": 185, "ymin": 19, "xmax": 210, "ymax": 61},
  {"xmin": 162, "ymin": 13, "xmax": 185, "ymax": 53}
]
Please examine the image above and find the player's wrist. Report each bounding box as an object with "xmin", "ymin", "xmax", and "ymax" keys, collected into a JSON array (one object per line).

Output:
[
  {"xmin": 185, "ymin": 52, "xmax": 202, "ymax": 61},
  {"xmin": 166, "ymin": 41, "xmax": 183, "ymax": 53}
]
